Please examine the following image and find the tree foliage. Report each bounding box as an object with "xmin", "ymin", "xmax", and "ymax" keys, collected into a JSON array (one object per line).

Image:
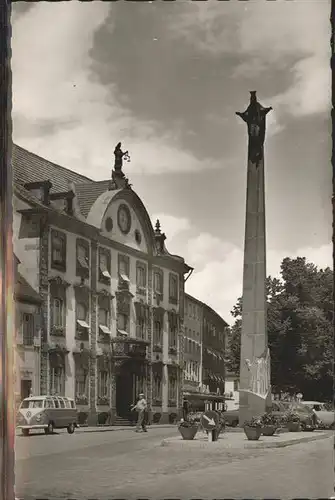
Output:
[{"xmin": 226, "ymin": 257, "xmax": 333, "ymax": 401}]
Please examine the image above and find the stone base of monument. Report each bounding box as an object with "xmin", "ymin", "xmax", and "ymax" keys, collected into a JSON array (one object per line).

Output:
[
  {"xmin": 238, "ymin": 389, "xmax": 272, "ymax": 426},
  {"xmin": 161, "ymin": 430, "xmax": 331, "ymax": 450}
]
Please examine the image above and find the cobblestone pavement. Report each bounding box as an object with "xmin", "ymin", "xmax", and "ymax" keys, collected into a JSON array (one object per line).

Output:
[{"xmin": 15, "ymin": 428, "xmax": 334, "ymax": 499}]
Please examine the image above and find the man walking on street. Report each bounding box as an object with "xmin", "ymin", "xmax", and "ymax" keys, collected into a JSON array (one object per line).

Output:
[{"xmin": 133, "ymin": 393, "xmax": 148, "ymax": 433}]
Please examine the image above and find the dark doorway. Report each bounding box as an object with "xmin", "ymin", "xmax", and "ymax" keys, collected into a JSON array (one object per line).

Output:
[
  {"xmin": 115, "ymin": 365, "xmax": 134, "ymax": 418},
  {"xmin": 21, "ymin": 379, "xmax": 32, "ymax": 400}
]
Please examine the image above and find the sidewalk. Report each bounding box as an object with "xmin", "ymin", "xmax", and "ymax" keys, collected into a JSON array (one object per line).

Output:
[
  {"xmin": 161, "ymin": 429, "xmax": 332, "ymax": 449},
  {"xmin": 77, "ymin": 423, "xmax": 176, "ymax": 433}
]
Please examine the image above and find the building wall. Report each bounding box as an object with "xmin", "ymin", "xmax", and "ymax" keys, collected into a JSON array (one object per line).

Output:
[
  {"xmin": 14, "ymin": 301, "xmax": 41, "ymax": 406},
  {"xmin": 183, "ymin": 294, "xmax": 203, "ymax": 392},
  {"xmin": 202, "ymin": 306, "xmax": 227, "ymax": 395}
]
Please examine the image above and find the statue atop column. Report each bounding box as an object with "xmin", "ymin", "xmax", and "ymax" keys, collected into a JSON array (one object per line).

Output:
[
  {"xmin": 236, "ymin": 91, "xmax": 272, "ymax": 166},
  {"xmin": 109, "ymin": 142, "xmax": 131, "ymax": 191}
]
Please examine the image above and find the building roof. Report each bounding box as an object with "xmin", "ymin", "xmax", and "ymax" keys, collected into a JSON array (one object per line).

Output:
[
  {"xmin": 12, "ymin": 144, "xmax": 93, "ymax": 194},
  {"xmin": 15, "ymin": 273, "xmax": 42, "ymax": 304},
  {"xmin": 185, "ymin": 292, "xmax": 229, "ymax": 327},
  {"xmin": 74, "ymin": 180, "xmax": 111, "ymax": 217}
]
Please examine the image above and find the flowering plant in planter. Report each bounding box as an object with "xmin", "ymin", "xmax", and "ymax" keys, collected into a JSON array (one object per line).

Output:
[
  {"xmin": 243, "ymin": 415, "xmax": 263, "ymax": 441},
  {"xmin": 244, "ymin": 416, "xmax": 263, "ymax": 428},
  {"xmin": 178, "ymin": 418, "xmax": 198, "ymax": 440},
  {"xmin": 261, "ymin": 412, "xmax": 278, "ymax": 426},
  {"xmin": 179, "ymin": 419, "xmax": 198, "ymax": 428},
  {"xmin": 285, "ymin": 410, "xmax": 300, "ymax": 423}
]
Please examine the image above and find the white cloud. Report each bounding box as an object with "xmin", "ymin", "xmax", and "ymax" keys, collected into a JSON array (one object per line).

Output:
[
  {"xmin": 169, "ymin": 1, "xmax": 330, "ymax": 122},
  {"xmin": 11, "ymin": 3, "xmax": 214, "ymax": 178},
  {"xmin": 159, "ymin": 215, "xmax": 332, "ymax": 324}
]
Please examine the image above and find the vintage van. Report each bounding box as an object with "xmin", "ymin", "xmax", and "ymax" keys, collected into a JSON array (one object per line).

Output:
[{"xmin": 16, "ymin": 396, "xmax": 78, "ymax": 436}]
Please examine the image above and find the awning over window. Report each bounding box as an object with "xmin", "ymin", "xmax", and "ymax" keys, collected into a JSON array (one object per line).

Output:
[
  {"xmin": 77, "ymin": 319, "xmax": 89, "ymax": 329},
  {"xmin": 117, "ymin": 329, "xmax": 129, "ymax": 337},
  {"xmin": 101, "ymin": 269, "xmax": 111, "ymax": 279},
  {"xmin": 120, "ymin": 274, "xmax": 130, "ymax": 283},
  {"xmin": 99, "ymin": 325, "xmax": 111, "ymax": 335}
]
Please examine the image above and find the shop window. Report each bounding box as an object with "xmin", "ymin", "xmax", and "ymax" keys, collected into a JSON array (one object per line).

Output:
[{"xmin": 51, "ymin": 230, "xmax": 66, "ymax": 271}]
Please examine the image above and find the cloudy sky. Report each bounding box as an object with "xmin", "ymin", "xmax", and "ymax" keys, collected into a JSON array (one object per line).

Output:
[{"xmin": 11, "ymin": 1, "xmax": 331, "ymax": 323}]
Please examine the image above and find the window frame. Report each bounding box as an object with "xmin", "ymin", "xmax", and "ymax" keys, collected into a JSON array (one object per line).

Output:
[
  {"xmin": 51, "ymin": 229, "xmax": 67, "ymax": 272},
  {"xmin": 98, "ymin": 247, "xmax": 111, "ymax": 284},
  {"xmin": 21, "ymin": 312, "xmax": 34, "ymax": 346},
  {"xmin": 168, "ymin": 273, "xmax": 178, "ymax": 304}
]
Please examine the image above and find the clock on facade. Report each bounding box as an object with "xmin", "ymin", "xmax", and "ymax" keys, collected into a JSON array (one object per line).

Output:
[{"xmin": 117, "ymin": 204, "xmax": 131, "ymax": 234}]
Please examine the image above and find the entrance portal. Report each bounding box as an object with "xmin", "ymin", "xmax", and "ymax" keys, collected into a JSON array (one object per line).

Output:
[
  {"xmin": 115, "ymin": 360, "xmax": 148, "ymax": 419},
  {"xmin": 115, "ymin": 367, "xmax": 133, "ymax": 418}
]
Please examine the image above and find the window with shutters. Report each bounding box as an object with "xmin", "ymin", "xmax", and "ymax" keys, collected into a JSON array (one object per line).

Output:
[
  {"xmin": 136, "ymin": 261, "xmax": 147, "ymax": 294},
  {"xmin": 169, "ymin": 273, "xmax": 178, "ymax": 304},
  {"xmin": 97, "ymin": 370, "xmax": 109, "ymax": 399},
  {"xmin": 76, "ymin": 239, "xmax": 89, "ymax": 279},
  {"xmin": 76, "ymin": 302, "xmax": 89, "ymax": 340},
  {"xmin": 99, "ymin": 247, "xmax": 111, "ymax": 284},
  {"xmin": 51, "ymin": 230, "xmax": 66, "ymax": 272},
  {"xmin": 22, "ymin": 313, "xmax": 34, "ymax": 346},
  {"xmin": 168, "ymin": 372, "xmax": 177, "ymax": 403},
  {"xmin": 153, "ymin": 372, "xmax": 162, "ymax": 403},
  {"xmin": 153, "ymin": 268, "xmax": 163, "ymax": 298},
  {"xmin": 153, "ymin": 320, "xmax": 162, "ymax": 350},
  {"xmin": 75, "ymin": 363, "xmax": 88, "ymax": 404}
]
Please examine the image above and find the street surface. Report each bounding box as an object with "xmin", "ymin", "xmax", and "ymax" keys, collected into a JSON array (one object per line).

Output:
[{"xmin": 15, "ymin": 427, "xmax": 334, "ymax": 499}]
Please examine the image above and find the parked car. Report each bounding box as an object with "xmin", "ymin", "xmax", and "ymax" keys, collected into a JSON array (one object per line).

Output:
[
  {"xmin": 224, "ymin": 403, "xmax": 239, "ymax": 427},
  {"xmin": 301, "ymin": 401, "xmax": 335, "ymax": 429},
  {"xmin": 269, "ymin": 401, "xmax": 317, "ymax": 430},
  {"xmin": 16, "ymin": 395, "xmax": 78, "ymax": 436}
]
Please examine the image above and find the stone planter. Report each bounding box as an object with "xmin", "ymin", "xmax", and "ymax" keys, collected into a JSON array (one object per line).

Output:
[
  {"xmin": 287, "ymin": 422, "xmax": 301, "ymax": 432},
  {"xmin": 262, "ymin": 425, "xmax": 277, "ymax": 436},
  {"xmin": 244, "ymin": 425, "xmax": 262, "ymax": 441},
  {"xmin": 178, "ymin": 424, "xmax": 198, "ymax": 440}
]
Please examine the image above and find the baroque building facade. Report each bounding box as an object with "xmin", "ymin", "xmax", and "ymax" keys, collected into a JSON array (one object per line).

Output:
[{"xmin": 12, "ymin": 144, "xmax": 192, "ymax": 424}]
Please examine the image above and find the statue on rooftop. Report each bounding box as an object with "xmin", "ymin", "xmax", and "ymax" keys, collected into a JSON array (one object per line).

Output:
[{"xmin": 113, "ymin": 142, "xmax": 130, "ymax": 177}]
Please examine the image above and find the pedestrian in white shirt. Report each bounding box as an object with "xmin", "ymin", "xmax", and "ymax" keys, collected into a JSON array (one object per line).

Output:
[{"xmin": 132, "ymin": 393, "xmax": 148, "ymax": 432}]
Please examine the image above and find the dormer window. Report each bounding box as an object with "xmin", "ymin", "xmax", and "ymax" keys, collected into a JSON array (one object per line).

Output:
[
  {"xmin": 99, "ymin": 248, "xmax": 111, "ymax": 284},
  {"xmin": 76, "ymin": 239, "xmax": 89, "ymax": 279},
  {"xmin": 51, "ymin": 230, "xmax": 66, "ymax": 272}
]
